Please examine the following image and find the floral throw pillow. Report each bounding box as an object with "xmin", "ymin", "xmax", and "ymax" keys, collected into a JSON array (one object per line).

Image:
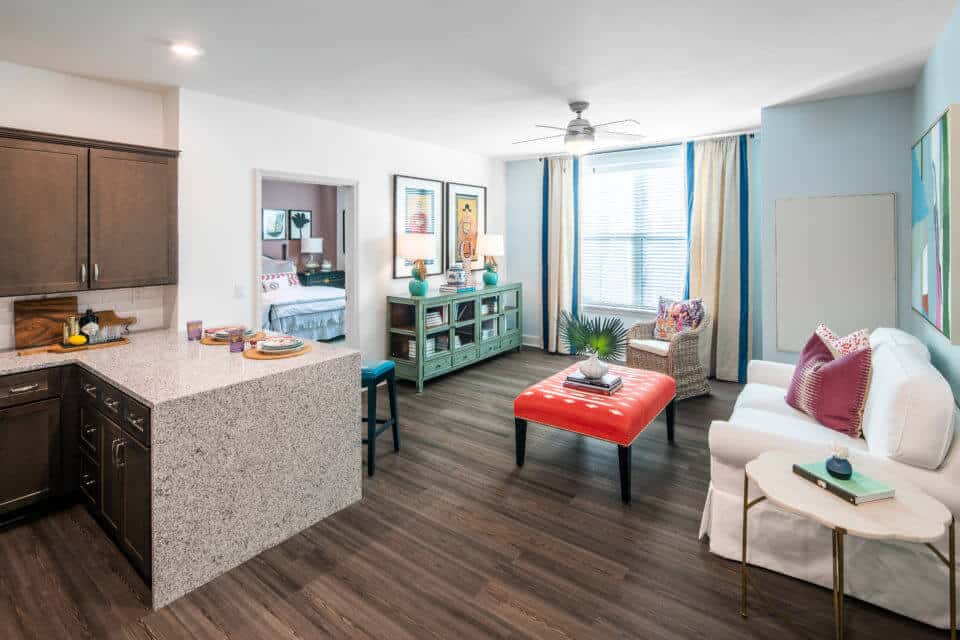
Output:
[
  {"xmin": 654, "ymin": 296, "xmax": 705, "ymax": 341},
  {"xmin": 260, "ymin": 271, "xmax": 299, "ymax": 293},
  {"xmin": 814, "ymin": 321, "xmax": 870, "ymax": 358}
]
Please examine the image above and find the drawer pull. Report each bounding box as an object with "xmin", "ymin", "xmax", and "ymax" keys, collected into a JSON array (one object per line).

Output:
[
  {"xmin": 9, "ymin": 383, "xmax": 40, "ymax": 394},
  {"xmin": 104, "ymin": 397, "xmax": 120, "ymax": 411},
  {"xmin": 83, "ymin": 425, "xmax": 96, "ymax": 436},
  {"xmin": 82, "ymin": 475, "xmax": 96, "ymax": 489},
  {"xmin": 83, "ymin": 383, "xmax": 97, "ymax": 396},
  {"xmin": 127, "ymin": 415, "xmax": 145, "ymax": 431}
]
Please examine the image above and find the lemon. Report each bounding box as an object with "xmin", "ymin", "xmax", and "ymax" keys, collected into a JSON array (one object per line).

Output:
[{"xmin": 68, "ymin": 334, "xmax": 88, "ymax": 346}]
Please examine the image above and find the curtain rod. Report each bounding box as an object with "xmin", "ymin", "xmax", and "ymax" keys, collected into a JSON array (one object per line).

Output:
[{"xmin": 536, "ymin": 127, "xmax": 760, "ymax": 161}]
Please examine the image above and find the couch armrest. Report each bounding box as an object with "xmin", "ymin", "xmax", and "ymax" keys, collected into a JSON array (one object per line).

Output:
[
  {"xmin": 627, "ymin": 320, "xmax": 656, "ymax": 341},
  {"xmin": 746, "ymin": 360, "xmax": 795, "ymax": 388}
]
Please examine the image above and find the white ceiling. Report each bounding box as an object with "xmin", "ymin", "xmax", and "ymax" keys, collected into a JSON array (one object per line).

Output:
[{"xmin": 0, "ymin": 0, "xmax": 955, "ymax": 158}]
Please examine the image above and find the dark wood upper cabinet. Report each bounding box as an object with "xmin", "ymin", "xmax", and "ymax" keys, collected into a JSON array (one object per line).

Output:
[
  {"xmin": 0, "ymin": 139, "xmax": 88, "ymax": 297},
  {"xmin": 0, "ymin": 128, "xmax": 178, "ymax": 296},
  {"xmin": 90, "ymin": 149, "xmax": 178, "ymax": 289},
  {"xmin": 0, "ymin": 398, "xmax": 61, "ymax": 516}
]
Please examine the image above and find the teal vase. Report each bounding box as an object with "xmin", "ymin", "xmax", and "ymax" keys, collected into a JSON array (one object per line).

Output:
[
  {"xmin": 482, "ymin": 270, "xmax": 499, "ymax": 286},
  {"xmin": 408, "ymin": 279, "xmax": 429, "ymax": 296}
]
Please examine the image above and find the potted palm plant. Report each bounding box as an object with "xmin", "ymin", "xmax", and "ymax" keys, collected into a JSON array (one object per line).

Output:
[{"xmin": 559, "ymin": 311, "xmax": 628, "ymax": 379}]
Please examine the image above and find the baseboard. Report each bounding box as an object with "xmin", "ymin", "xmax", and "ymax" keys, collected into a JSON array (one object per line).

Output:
[{"xmin": 522, "ymin": 334, "xmax": 541, "ymax": 348}]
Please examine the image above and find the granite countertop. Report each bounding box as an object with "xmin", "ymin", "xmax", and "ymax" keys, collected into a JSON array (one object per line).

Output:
[{"xmin": 0, "ymin": 329, "xmax": 359, "ymax": 407}]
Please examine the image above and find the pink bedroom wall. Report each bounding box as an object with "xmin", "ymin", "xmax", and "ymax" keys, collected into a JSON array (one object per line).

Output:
[{"xmin": 262, "ymin": 179, "xmax": 338, "ymax": 266}]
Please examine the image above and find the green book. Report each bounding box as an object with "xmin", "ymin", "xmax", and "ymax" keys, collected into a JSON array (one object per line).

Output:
[{"xmin": 792, "ymin": 462, "xmax": 895, "ymax": 505}]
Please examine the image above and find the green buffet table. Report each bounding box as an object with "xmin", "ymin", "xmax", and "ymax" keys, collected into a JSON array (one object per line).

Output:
[{"xmin": 387, "ymin": 282, "xmax": 523, "ymax": 391}]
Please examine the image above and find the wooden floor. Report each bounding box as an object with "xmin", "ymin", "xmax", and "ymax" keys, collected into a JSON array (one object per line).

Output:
[{"xmin": 0, "ymin": 348, "xmax": 943, "ymax": 639}]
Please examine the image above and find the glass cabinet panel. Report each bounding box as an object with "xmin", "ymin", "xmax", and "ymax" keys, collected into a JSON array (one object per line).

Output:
[
  {"xmin": 480, "ymin": 295, "xmax": 500, "ymax": 316},
  {"xmin": 454, "ymin": 325, "xmax": 476, "ymax": 349},
  {"xmin": 389, "ymin": 302, "xmax": 416, "ymax": 332},
  {"xmin": 480, "ymin": 317, "xmax": 499, "ymax": 341},
  {"xmin": 424, "ymin": 304, "xmax": 449, "ymax": 330},
  {"xmin": 501, "ymin": 289, "xmax": 519, "ymax": 312},
  {"xmin": 454, "ymin": 299, "xmax": 476, "ymax": 323}
]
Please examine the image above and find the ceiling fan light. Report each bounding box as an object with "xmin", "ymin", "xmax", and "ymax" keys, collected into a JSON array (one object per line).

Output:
[{"xmin": 564, "ymin": 131, "xmax": 594, "ymax": 156}]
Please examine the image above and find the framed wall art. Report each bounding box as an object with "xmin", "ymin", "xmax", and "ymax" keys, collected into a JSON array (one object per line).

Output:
[
  {"xmin": 445, "ymin": 182, "xmax": 486, "ymax": 270},
  {"xmin": 289, "ymin": 210, "xmax": 312, "ymax": 239},
  {"xmin": 262, "ymin": 208, "xmax": 288, "ymax": 241},
  {"xmin": 393, "ymin": 175, "xmax": 444, "ymax": 278}
]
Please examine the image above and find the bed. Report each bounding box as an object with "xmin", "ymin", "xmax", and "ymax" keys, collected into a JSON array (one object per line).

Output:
[{"xmin": 260, "ymin": 257, "xmax": 346, "ymax": 341}]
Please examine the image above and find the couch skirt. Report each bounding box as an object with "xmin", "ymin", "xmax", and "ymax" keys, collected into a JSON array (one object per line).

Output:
[{"xmin": 700, "ymin": 458, "xmax": 958, "ymax": 629}]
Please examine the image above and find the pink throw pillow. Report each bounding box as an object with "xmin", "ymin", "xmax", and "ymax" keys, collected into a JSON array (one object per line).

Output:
[{"xmin": 786, "ymin": 331, "xmax": 872, "ymax": 438}]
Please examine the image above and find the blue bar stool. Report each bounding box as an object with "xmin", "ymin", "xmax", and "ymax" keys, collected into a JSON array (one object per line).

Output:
[{"xmin": 361, "ymin": 360, "xmax": 399, "ymax": 476}]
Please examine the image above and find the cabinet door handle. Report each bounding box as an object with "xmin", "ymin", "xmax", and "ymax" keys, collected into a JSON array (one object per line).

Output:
[
  {"xmin": 83, "ymin": 383, "xmax": 97, "ymax": 397},
  {"xmin": 117, "ymin": 441, "xmax": 126, "ymax": 468},
  {"xmin": 83, "ymin": 424, "xmax": 96, "ymax": 437},
  {"xmin": 111, "ymin": 438, "xmax": 122, "ymax": 465},
  {"xmin": 81, "ymin": 263, "xmax": 87, "ymax": 283},
  {"xmin": 94, "ymin": 263, "xmax": 100, "ymax": 281},
  {"xmin": 9, "ymin": 383, "xmax": 40, "ymax": 394}
]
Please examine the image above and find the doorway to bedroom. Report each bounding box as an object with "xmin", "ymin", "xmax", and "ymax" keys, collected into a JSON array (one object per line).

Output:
[{"xmin": 254, "ymin": 171, "xmax": 357, "ymax": 347}]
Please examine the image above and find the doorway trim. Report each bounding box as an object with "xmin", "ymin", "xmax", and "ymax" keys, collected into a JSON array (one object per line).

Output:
[{"xmin": 253, "ymin": 169, "xmax": 359, "ymax": 345}]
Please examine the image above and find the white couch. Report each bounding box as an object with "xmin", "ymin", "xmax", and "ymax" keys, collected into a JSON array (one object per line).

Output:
[{"xmin": 699, "ymin": 328, "xmax": 959, "ymax": 629}]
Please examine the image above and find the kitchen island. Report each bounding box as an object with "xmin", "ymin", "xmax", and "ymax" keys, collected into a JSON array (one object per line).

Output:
[{"xmin": 0, "ymin": 330, "xmax": 361, "ymax": 608}]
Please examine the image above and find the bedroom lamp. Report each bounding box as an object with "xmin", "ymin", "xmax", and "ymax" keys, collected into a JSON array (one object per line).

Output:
[
  {"xmin": 478, "ymin": 234, "xmax": 504, "ymax": 286},
  {"xmin": 300, "ymin": 236, "xmax": 324, "ymax": 272},
  {"xmin": 397, "ymin": 233, "xmax": 434, "ymax": 296}
]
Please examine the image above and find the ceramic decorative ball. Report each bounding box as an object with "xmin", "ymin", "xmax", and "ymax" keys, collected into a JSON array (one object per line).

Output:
[
  {"xmin": 826, "ymin": 443, "xmax": 853, "ymax": 480},
  {"xmin": 483, "ymin": 270, "xmax": 498, "ymax": 285}
]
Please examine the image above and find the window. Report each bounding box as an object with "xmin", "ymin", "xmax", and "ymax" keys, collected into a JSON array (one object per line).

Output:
[{"xmin": 580, "ymin": 145, "xmax": 687, "ymax": 311}]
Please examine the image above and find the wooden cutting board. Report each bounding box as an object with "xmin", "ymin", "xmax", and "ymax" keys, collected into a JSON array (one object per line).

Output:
[{"xmin": 14, "ymin": 296, "xmax": 78, "ymax": 349}]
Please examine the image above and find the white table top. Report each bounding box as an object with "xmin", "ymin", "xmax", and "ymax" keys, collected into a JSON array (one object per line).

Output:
[{"xmin": 746, "ymin": 452, "xmax": 952, "ymax": 543}]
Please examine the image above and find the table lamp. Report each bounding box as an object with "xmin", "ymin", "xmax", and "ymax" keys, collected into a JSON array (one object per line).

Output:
[
  {"xmin": 477, "ymin": 234, "xmax": 504, "ymax": 285},
  {"xmin": 300, "ymin": 237, "xmax": 324, "ymax": 272},
  {"xmin": 397, "ymin": 233, "xmax": 434, "ymax": 296}
]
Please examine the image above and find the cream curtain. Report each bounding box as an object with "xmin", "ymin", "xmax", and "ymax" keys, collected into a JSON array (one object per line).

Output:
[
  {"xmin": 544, "ymin": 156, "xmax": 576, "ymax": 353},
  {"xmin": 688, "ymin": 136, "xmax": 750, "ymax": 382}
]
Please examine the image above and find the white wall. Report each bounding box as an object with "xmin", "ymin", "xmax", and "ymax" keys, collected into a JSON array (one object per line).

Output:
[
  {"xmin": 176, "ymin": 88, "xmax": 504, "ymax": 358},
  {"xmin": 0, "ymin": 62, "xmax": 175, "ymax": 350}
]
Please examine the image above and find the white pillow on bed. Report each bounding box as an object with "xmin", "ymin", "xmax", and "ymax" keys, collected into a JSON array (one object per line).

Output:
[
  {"xmin": 261, "ymin": 256, "xmax": 297, "ymax": 274},
  {"xmin": 260, "ymin": 271, "xmax": 299, "ymax": 292}
]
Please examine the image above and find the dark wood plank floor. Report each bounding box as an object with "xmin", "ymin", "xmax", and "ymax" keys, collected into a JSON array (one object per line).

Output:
[{"xmin": 0, "ymin": 348, "xmax": 943, "ymax": 639}]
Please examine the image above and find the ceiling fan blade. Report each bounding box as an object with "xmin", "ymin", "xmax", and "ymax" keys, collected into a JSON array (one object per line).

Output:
[
  {"xmin": 599, "ymin": 131, "xmax": 646, "ymax": 140},
  {"xmin": 513, "ymin": 133, "xmax": 565, "ymax": 144},
  {"xmin": 535, "ymin": 124, "xmax": 569, "ymax": 131},
  {"xmin": 594, "ymin": 119, "xmax": 642, "ymax": 130}
]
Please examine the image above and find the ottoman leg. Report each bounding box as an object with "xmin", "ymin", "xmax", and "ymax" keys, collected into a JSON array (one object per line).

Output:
[
  {"xmin": 515, "ymin": 418, "xmax": 527, "ymax": 466},
  {"xmin": 666, "ymin": 399, "xmax": 676, "ymax": 443},
  {"xmin": 618, "ymin": 445, "xmax": 631, "ymax": 503}
]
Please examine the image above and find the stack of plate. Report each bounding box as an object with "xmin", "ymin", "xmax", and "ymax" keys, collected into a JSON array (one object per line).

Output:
[
  {"xmin": 206, "ymin": 326, "xmax": 256, "ymax": 341},
  {"xmin": 257, "ymin": 335, "xmax": 305, "ymax": 354}
]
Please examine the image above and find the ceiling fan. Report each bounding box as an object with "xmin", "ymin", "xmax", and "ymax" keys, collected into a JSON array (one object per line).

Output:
[{"xmin": 513, "ymin": 101, "xmax": 645, "ymax": 155}]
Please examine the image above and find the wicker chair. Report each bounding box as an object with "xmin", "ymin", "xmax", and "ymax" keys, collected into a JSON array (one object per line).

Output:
[{"xmin": 626, "ymin": 313, "xmax": 711, "ymax": 400}]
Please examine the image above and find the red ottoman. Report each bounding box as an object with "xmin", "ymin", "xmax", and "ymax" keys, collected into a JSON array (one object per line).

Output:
[{"xmin": 513, "ymin": 363, "xmax": 677, "ymax": 503}]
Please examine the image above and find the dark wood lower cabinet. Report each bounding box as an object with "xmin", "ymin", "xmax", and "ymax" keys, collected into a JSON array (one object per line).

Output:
[
  {"xmin": 0, "ymin": 367, "xmax": 150, "ymax": 584},
  {"xmin": 99, "ymin": 410, "xmax": 124, "ymax": 537},
  {"xmin": 120, "ymin": 435, "xmax": 151, "ymax": 579},
  {"xmin": 0, "ymin": 398, "xmax": 61, "ymax": 515}
]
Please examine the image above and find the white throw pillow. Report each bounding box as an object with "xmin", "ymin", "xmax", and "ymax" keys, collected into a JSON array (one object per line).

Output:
[
  {"xmin": 260, "ymin": 271, "xmax": 299, "ymax": 293},
  {"xmin": 861, "ymin": 343, "xmax": 954, "ymax": 469}
]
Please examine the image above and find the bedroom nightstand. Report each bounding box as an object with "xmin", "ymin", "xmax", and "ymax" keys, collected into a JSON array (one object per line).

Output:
[{"xmin": 298, "ymin": 270, "xmax": 345, "ymax": 288}]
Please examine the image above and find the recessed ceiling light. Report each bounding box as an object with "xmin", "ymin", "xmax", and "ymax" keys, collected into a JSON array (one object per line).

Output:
[{"xmin": 170, "ymin": 42, "xmax": 202, "ymax": 58}]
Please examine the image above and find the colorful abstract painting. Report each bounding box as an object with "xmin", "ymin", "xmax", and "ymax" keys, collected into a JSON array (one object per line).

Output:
[
  {"xmin": 393, "ymin": 175, "xmax": 444, "ymax": 278},
  {"xmin": 912, "ymin": 113, "xmax": 951, "ymax": 337},
  {"xmin": 445, "ymin": 182, "xmax": 486, "ymax": 270}
]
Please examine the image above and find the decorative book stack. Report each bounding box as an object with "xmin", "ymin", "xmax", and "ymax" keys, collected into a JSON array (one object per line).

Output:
[
  {"xmin": 439, "ymin": 284, "xmax": 475, "ymax": 294},
  {"xmin": 425, "ymin": 310, "xmax": 444, "ymax": 328},
  {"xmin": 792, "ymin": 462, "xmax": 895, "ymax": 505},
  {"xmin": 563, "ymin": 371, "xmax": 623, "ymax": 395}
]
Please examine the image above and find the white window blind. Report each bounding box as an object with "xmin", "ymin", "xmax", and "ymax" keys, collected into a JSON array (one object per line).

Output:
[{"xmin": 580, "ymin": 145, "xmax": 687, "ymax": 311}]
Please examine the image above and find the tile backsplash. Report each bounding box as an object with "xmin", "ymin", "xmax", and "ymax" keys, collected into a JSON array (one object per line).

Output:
[{"xmin": 0, "ymin": 285, "xmax": 175, "ymax": 351}]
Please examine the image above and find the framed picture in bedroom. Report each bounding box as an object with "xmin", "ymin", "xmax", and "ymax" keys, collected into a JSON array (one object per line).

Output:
[
  {"xmin": 912, "ymin": 105, "xmax": 960, "ymax": 343},
  {"xmin": 262, "ymin": 208, "xmax": 288, "ymax": 241},
  {"xmin": 393, "ymin": 175, "xmax": 444, "ymax": 279},
  {"xmin": 445, "ymin": 182, "xmax": 486, "ymax": 271},
  {"xmin": 289, "ymin": 210, "xmax": 312, "ymax": 239}
]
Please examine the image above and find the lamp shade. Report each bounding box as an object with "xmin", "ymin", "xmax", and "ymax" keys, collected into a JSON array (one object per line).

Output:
[
  {"xmin": 478, "ymin": 234, "xmax": 504, "ymax": 257},
  {"xmin": 397, "ymin": 233, "xmax": 434, "ymax": 260},
  {"xmin": 300, "ymin": 237, "xmax": 323, "ymax": 253}
]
